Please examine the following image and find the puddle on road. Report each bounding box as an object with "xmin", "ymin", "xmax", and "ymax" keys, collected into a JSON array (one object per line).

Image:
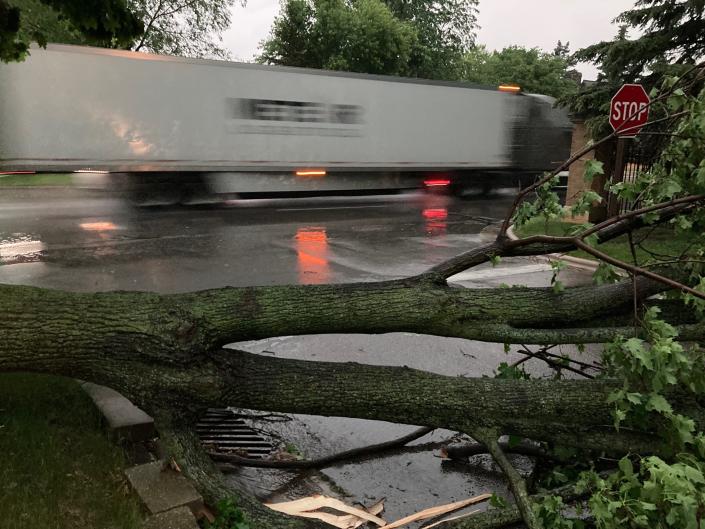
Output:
[
  {"xmin": 221, "ymin": 412, "xmax": 524, "ymax": 524},
  {"xmin": 220, "ymin": 333, "xmax": 571, "ymax": 524}
]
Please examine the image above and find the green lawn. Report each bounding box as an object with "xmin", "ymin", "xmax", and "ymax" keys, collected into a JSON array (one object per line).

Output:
[
  {"xmin": 0, "ymin": 374, "xmax": 144, "ymax": 529},
  {"xmin": 515, "ymin": 218, "xmax": 694, "ymax": 264},
  {"xmin": 0, "ymin": 173, "xmax": 73, "ymax": 187}
]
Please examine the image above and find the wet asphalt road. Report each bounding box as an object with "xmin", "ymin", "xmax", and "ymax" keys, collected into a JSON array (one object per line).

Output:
[
  {"xmin": 0, "ymin": 185, "xmax": 595, "ymax": 524},
  {"xmin": 0, "ymin": 187, "xmax": 513, "ymax": 290}
]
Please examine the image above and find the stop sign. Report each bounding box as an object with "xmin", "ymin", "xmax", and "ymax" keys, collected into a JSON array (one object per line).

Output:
[{"xmin": 610, "ymin": 84, "xmax": 650, "ymax": 137}]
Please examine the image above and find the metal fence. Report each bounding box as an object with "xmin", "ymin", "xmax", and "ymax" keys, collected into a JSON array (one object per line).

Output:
[{"xmin": 612, "ymin": 137, "xmax": 664, "ymax": 214}]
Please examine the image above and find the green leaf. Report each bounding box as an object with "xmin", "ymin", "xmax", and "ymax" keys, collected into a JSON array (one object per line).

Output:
[
  {"xmin": 683, "ymin": 464, "xmax": 705, "ymax": 484},
  {"xmin": 494, "ymin": 362, "xmax": 530, "ymax": 380},
  {"xmin": 614, "ymin": 408, "xmax": 627, "ymax": 429},
  {"xmin": 646, "ymin": 394, "xmax": 672, "ymax": 414},
  {"xmin": 594, "ymin": 262, "xmax": 621, "ymax": 285},
  {"xmin": 671, "ymin": 414, "xmax": 695, "ymax": 444},
  {"xmin": 696, "ymin": 167, "xmax": 705, "ymax": 186},
  {"xmin": 584, "ymin": 160, "xmax": 604, "ymax": 183},
  {"xmin": 623, "ymin": 338, "xmax": 654, "ymax": 370},
  {"xmin": 662, "ymin": 178, "xmax": 682, "ymax": 198},
  {"xmin": 619, "ymin": 456, "xmax": 634, "ymax": 477},
  {"xmin": 489, "ymin": 493, "xmax": 508, "ymax": 509},
  {"xmin": 507, "ymin": 435, "xmax": 522, "ymax": 448},
  {"xmin": 626, "ymin": 392, "xmax": 643, "ymax": 405},
  {"xmin": 583, "ymin": 233, "xmax": 600, "ymax": 248},
  {"xmin": 551, "ymin": 259, "xmax": 567, "ymax": 272},
  {"xmin": 570, "ymin": 190, "xmax": 603, "ymax": 216}
]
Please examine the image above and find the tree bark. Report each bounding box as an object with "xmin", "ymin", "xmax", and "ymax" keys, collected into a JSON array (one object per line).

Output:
[{"xmin": 1, "ymin": 273, "xmax": 699, "ymax": 453}]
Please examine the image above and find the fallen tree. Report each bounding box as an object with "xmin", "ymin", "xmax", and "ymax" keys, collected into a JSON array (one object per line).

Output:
[{"xmin": 4, "ymin": 69, "xmax": 705, "ymax": 529}]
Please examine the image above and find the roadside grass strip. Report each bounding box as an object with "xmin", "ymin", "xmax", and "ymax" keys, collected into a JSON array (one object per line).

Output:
[
  {"xmin": 515, "ymin": 218, "xmax": 692, "ymax": 264},
  {"xmin": 0, "ymin": 174, "xmax": 73, "ymax": 187},
  {"xmin": 0, "ymin": 373, "xmax": 143, "ymax": 529}
]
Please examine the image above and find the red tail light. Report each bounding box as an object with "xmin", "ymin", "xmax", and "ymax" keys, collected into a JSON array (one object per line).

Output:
[{"xmin": 424, "ymin": 179, "xmax": 451, "ymax": 187}]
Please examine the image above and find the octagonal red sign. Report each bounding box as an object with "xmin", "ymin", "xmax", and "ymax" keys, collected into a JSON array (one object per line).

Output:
[{"xmin": 610, "ymin": 84, "xmax": 651, "ymax": 137}]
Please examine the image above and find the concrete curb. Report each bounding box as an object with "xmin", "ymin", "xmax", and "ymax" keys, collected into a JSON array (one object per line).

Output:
[
  {"xmin": 506, "ymin": 225, "xmax": 600, "ymax": 272},
  {"xmin": 125, "ymin": 461, "xmax": 204, "ymax": 516},
  {"xmin": 80, "ymin": 382, "xmax": 202, "ymax": 528},
  {"xmin": 79, "ymin": 382, "xmax": 156, "ymax": 442}
]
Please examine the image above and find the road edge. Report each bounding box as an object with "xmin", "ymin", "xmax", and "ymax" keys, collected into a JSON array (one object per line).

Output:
[{"xmin": 506, "ymin": 225, "xmax": 599, "ymax": 272}]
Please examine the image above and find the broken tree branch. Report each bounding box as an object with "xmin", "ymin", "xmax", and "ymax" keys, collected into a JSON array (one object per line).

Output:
[
  {"xmin": 579, "ymin": 194, "xmax": 705, "ymax": 240},
  {"xmin": 429, "ymin": 195, "xmax": 698, "ymax": 280},
  {"xmin": 475, "ymin": 430, "xmax": 539, "ymax": 529},
  {"xmin": 572, "ymin": 238, "xmax": 705, "ymax": 301},
  {"xmin": 440, "ymin": 439, "xmax": 550, "ymax": 462},
  {"xmin": 210, "ymin": 426, "xmax": 433, "ymax": 470},
  {"xmin": 514, "ymin": 344, "xmax": 597, "ymax": 379}
]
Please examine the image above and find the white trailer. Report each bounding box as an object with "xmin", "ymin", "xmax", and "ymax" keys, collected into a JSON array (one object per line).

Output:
[{"xmin": 0, "ymin": 44, "xmax": 572, "ymax": 197}]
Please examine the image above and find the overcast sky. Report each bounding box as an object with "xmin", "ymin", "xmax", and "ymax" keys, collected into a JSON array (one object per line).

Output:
[{"xmin": 222, "ymin": 0, "xmax": 637, "ymax": 80}]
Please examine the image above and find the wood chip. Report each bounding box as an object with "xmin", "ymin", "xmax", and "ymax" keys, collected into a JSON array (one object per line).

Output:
[
  {"xmin": 265, "ymin": 495, "xmax": 387, "ymax": 527},
  {"xmin": 421, "ymin": 509, "xmax": 480, "ymax": 529},
  {"xmin": 379, "ymin": 494, "xmax": 491, "ymax": 529},
  {"xmin": 195, "ymin": 506, "xmax": 216, "ymax": 523},
  {"xmin": 289, "ymin": 498, "xmax": 386, "ymax": 529}
]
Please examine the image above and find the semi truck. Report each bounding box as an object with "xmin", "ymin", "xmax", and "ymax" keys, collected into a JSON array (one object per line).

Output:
[{"xmin": 0, "ymin": 44, "xmax": 573, "ymax": 201}]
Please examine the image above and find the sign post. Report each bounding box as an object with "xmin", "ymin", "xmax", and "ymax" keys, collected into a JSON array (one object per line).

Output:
[{"xmin": 607, "ymin": 84, "xmax": 651, "ymax": 217}]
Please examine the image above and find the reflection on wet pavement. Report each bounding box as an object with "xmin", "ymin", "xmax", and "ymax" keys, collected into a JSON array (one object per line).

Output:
[
  {"xmin": 79, "ymin": 221, "xmax": 120, "ymax": 231},
  {"xmin": 295, "ymin": 228, "xmax": 330, "ymax": 284},
  {"xmin": 0, "ymin": 189, "xmax": 506, "ymax": 291},
  {"xmin": 422, "ymin": 208, "xmax": 448, "ymax": 237}
]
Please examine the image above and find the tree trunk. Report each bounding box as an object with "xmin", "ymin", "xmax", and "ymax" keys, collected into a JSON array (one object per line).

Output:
[{"xmin": 0, "ymin": 247, "xmax": 699, "ymax": 527}]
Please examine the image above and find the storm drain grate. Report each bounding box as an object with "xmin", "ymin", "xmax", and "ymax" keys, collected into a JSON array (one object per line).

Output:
[{"xmin": 197, "ymin": 408, "xmax": 274, "ymax": 459}]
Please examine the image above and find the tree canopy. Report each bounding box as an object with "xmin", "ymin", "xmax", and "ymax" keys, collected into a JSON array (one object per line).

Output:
[
  {"xmin": 1, "ymin": 0, "xmax": 242, "ymax": 62},
  {"xmin": 258, "ymin": 0, "xmax": 477, "ymax": 79},
  {"xmin": 1, "ymin": 0, "xmax": 142, "ymax": 61},
  {"xmin": 461, "ymin": 44, "xmax": 579, "ymax": 99},
  {"xmin": 382, "ymin": 0, "xmax": 477, "ymax": 79},
  {"xmin": 129, "ymin": 0, "xmax": 239, "ymax": 58},
  {"xmin": 257, "ymin": 0, "xmax": 417, "ymax": 76}
]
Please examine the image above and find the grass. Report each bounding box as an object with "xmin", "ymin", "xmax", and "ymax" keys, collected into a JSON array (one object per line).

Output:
[
  {"xmin": 0, "ymin": 373, "xmax": 144, "ymax": 529},
  {"xmin": 514, "ymin": 217, "xmax": 694, "ymax": 264},
  {"xmin": 0, "ymin": 173, "xmax": 73, "ymax": 187}
]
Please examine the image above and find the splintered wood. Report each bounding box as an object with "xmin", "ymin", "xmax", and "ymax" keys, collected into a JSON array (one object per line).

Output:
[
  {"xmin": 265, "ymin": 493, "xmax": 490, "ymax": 529},
  {"xmin": 379, "ymin": 494, "xmax": 491, "ymax": 529},
  {"xmin": 266, "ymin": 496, "xmax": 385, "ymax": 528}
]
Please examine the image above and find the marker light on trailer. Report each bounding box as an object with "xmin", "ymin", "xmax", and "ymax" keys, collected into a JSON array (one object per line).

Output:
[
  {"xmin": 424, "ymin": 178, "xmax": 451, "ymax": 187},
  {"xmin": 295, "ymin": 169, "xmax": 327, "ymax": 177},
  {"xmin": 498, "ymin": 84, "xmax": 521, "ymax": 93}
]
